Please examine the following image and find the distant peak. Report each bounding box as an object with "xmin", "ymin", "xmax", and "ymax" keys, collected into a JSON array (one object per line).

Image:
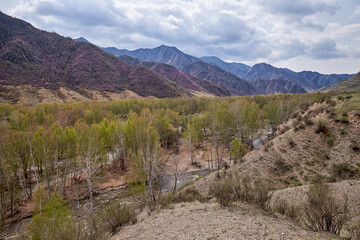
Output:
[
  {"xmin": 157, "ymin": 44, "xmax": 179, "ymax": 51},
  {"xmin": 74, "ymin": 37, "xmax": 90, "ymax": 43}
]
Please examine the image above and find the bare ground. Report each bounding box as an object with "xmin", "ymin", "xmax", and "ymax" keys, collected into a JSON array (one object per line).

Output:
[{"xmin": 111, "ymin": 201, "xmax": 336, "ymax": 240}]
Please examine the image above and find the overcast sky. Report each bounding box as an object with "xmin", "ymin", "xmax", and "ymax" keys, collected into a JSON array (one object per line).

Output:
[{"xmin": 1, "ymin": 0, "xmax": 359, "ymax": 74}]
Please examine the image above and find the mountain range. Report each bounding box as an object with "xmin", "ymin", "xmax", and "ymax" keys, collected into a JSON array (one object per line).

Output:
[
  {"xmin": 102, "ymin": 43, "xmax": 353, "ymax": 94},
  {"xmin": 0, "ymin": 12, "xmax": 357, "ymax": 103}
]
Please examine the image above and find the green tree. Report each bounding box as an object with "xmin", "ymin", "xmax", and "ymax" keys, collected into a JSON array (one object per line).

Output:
[
  {"xmin": 230, "ymin": 138, "xmax": 245, "ymax": 163},
  {"xmin": 27, "ymin": 191, "xmax": 78, "ymax": 240}
]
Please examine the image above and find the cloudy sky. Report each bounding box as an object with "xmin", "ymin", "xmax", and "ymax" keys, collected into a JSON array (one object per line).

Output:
[{"xmin": 1, "ymin": 0, "xmax": 359, "ymax": 74}]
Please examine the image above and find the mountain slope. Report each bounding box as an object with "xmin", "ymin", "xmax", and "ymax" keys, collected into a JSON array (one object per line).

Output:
[
  {"xmin": 244, "ymin": 63, "xmax": 353, "ymax": 91},
  {"xmin": 181, "ymin": 61, "xmax": 261, "ymax": 96},
  {"xmin": 119, "ymin": 55, "xmax": 230, "ymax": 97},
  {"xmin": 102, "ymin": 45, "xmax": 200, "ymax": 69},
  {"xmin": 322, "ymin": 72, "xmax": 360, "ymax": 92},
  {"xmin": 244, "ymin": 63, "xmax": 313, "ymax": 89},
  {"xmin": 297, "ymin": 71, "xmax": 354, "ymax": 90},
  {"xmin": 0, "ymin": 13, "xmax": 189, "ymax": 98},
  {"xmin": 200, "ymin": 56, "xmax": 251, "ymax": 78},
  {"xmin": 252, "ymin": 79, "xmax": 307, "ymax": 94}
]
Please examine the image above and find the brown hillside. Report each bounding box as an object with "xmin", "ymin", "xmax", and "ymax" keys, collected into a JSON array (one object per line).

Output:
[{"xmin": 323, "ymin": 72, "xmax": 360, "ymax": 93}]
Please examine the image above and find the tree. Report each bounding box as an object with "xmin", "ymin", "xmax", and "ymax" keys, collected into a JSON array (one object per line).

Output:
[
  {"xmin": 75, "ymin": 120, "xmax": 104, "ymax": 212},
  {"xmin": 27, "ymin": 191, "xmax": 79, "ymax": 240},
  {"xmin": 125, "ymin": 111, "xmax": 161, "ymax": 202},
  {"xmin": 230, "ymin": 138, "xmax": 245, "ymax": 163}
]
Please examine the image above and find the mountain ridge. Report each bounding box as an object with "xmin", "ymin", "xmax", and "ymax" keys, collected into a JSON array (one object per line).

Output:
[
  {"xmin": 102, "ymin": 44, "xmax": 353, "ymax": 92},
  {"xmin": 119, "ymin": 55, "xmax": 231, "ymax": 97},
  {"xmin": 0, "ymin": 12, "xmax": 190, "ymax": 99}
]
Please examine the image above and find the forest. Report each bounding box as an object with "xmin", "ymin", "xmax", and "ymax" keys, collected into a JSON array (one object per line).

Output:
[{"xmin": 0, "ymin": 93, "xmax": 331, "ymax": 238}]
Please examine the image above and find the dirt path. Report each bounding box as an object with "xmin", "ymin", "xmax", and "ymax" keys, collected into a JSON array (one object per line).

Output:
[{"xmin": 112, "ymin": 202, "xmax": 336, "ymax": 240}]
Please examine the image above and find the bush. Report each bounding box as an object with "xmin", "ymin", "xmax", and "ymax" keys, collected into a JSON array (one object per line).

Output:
[
  {"xmin": 273, "ymin": 198, "xmax": 299, "ymax": 220},
  {"xmin": 211, "ymin": 175, "xmax": 271, "ymax": 210},
  {"xmin": 315, "ymin": 120, "xmax": 334, "ymax": 146},
  {"xmin": 174, "ymin": 188, "xmax": 207, "ymax": 203},
  {"xmin": 272, "ymin": 158, "xmax": 292, "ymax": 175},
  {"xmin": 303, "ymin": 183, "xmax": 350, "ymax": 234},
  {"xmin": 315, "ymin": 120, "xmax": 329, "ymax": 134},
  {"xmin": 330, "ymin": 163, "xmax": 359, "ymax": 180},
  {"xmin": 101, "ymin": 202, "xmax": 137, "ymax": 233},
  {"xmin": 211, "ymin": 180, "xmax": 234, "ymax": 207},
  {"xmin": 335, "ymin": 111, "xmax": 349, "ymax": 124}
]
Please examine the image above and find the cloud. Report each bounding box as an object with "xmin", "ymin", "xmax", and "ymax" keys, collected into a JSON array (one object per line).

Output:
[
  {"xmin": 307, "ymin": 38, "xmax": 345, "ymax": 59},
  {"xmin": 256, "ymin": 0, "xmax": 340, "ymax": 18},
  {"xmin": 6, "ymin": 0, "xmax": 360, "ymax": 73}
]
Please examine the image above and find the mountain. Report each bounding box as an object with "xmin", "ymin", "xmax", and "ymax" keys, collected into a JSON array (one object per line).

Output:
[
  {"xmin": 244, "ymin": 63, "xmax": 313, "ymax": 89},
  {"xmin": 201, "ymin": 58, "xmax": 353, "ymax": 91},
  {"xmin": 297, "ymin": 71, "xmax": 354, "ymax": 90},
  {"xmin": 322, "ymin": 72, "xmax": 360, "ymax": 93},
  {"xmin": 102, "ymin": 45, "xmax": 200, "ymax": 69},
  {"xmin": 236, "ymin": 63, "xmax": 352, "ymax": 91},
  {"xmin": 180, "ymin": 61, "xmax": 261, "ymax": 96},
  {"xmin": 252, "ymin": 79, "xmax": 307, "ymax": 94},
  {"xmin": 200, "ymin": 56, "xmax": 251, "ymax": 78},
  {"xmin": 0, "ymin": 12, "xmax": 190, "ymax": 99},
  {"xmin": 119, "ymin": 55, "xmax": 230, "ymax": 97},
  {"xmin": 73, "ymin": 37, "xmax": 90, "ymax": 43}
]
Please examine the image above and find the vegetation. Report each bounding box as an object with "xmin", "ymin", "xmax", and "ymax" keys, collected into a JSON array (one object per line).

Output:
[
  {"xmin": 303, "ymin": 183, "xmax": 350, "ymax": 234},
  {"xmin": 0, "ymin": 93, "xmax": 331, "ymax": 237}
]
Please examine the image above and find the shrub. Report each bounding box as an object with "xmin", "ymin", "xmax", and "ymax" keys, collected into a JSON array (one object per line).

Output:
[
  {"xmin": 330, "ymin": 163, "xmax": 359, "ymax": 180},
  {"xmin": 273, "ymin": 198, "xmax": 299, "ymax": 220},
  {"xmin": 174, "ymin": 188, "xmax": 207, "ymax": 203},
  {"xmin": 251, "ymin": 180, "xmax": 272, "ymax": 210},
  {"xmin": 212, "ymin": 175, "xmax": 272, "ymax": 210},
  {"xmin": 315, "ymin": 120, "xmax": 334, "ymax": 146},
  {"xmin": 303, "ymin": 183, "xmax": 350, "ymax": 234},
  {"xmin": 211, "ymin": 179, "xmax": 234, "ymax": 207},
  {"xmin": 157, "ymin": 192, "xmax": 174, "ymax": 209},
  {"xmin": 315, "ymin": 120, "xmax": 329, "ymax": 134},
  {"xmin": 335, "ymin": 111, "xmax": 349, "ymax": 124},
  {"xmin": 101, "ymin": 202, "xmax": 137, "ymax": 233},
  {"xmin": 272, "ymin": 158, "xmax": 292, "ymax": 175},
  {"xmin": 288, "ymin": 138, "xmax": 296, "ymax": 148}
]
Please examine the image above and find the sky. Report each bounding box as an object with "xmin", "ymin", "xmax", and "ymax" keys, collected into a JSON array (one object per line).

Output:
[{"xmin": 1, "ymin": 0, "xmax": 359, "ymax": 74}]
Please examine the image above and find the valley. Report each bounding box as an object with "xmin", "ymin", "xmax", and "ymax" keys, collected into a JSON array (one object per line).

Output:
[{"xmin": 0, "ymin": 6, "xmax": 359, "ymax": 240}]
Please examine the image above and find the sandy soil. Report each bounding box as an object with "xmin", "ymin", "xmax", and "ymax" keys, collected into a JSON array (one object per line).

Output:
[{"xmin": 112, "ymin": 201, "xmax": 336, "ymax": 240}]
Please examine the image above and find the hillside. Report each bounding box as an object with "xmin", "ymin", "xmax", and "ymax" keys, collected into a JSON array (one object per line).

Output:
[
  {"xmin": 0, "ymin": 13, "xmax": 190, "ymax": 99},
  {"xmin": 323, "ymin": 72, "xmax": 360, "ymax": 93},
  {"xmin": 119, "ymin": 55, "xmax": 230, "ymax": 97},
  {"xmin": 252, "ymin": 79, "xmax": 307, "ymax": 94},
  {"xmin": 181, "ymin": 61, "xmax": 261, "ymax": 96}
]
